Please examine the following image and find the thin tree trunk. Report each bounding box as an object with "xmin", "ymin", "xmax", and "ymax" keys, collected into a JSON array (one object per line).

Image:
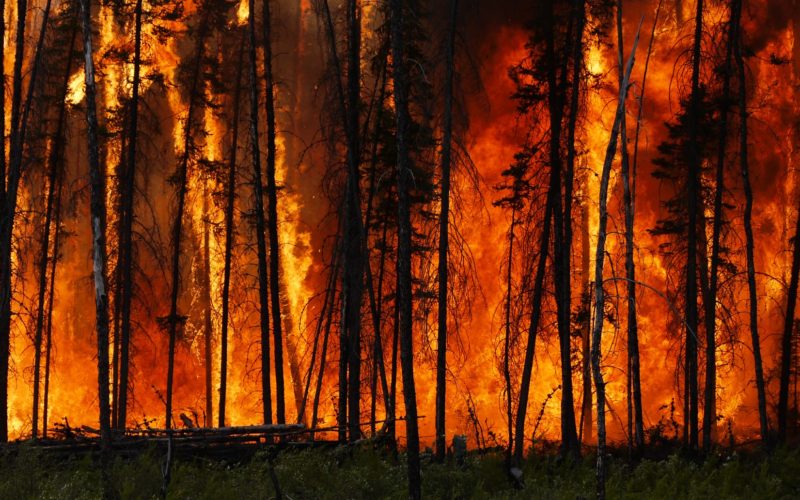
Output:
[
  {"xmin": 702, "ymin": 0, "xmax": 736, "ymax": 451},
  {"xmin": 733, "ymin": 0, "xmax": 768, "ymax": 445},
  {"xmin": 299, "ymin": 238, "xmax": 341, "ymax": 424},
  {"xmin": 167, "ymin": 19, "xmax": 207, "ymax": 430},
  {"xmin": 311, "ymin": 266, "xmax": 339, "ymax": 438},
  {"xmin": 80, "ymin": 0, "xmax": 112, "ymax": 452},
  {"xmin": 435, "ymin": 0, "xmax": 458, "ymax": 462},
  {"xmin": 247, "ymin": 0, "xmax": 273, "ymax": 427},
  {"xmin": 30, "ymin": 0, "xmax": 60, "ymax": 439},
  {"xmin": 684, "ymin": 0, "xmax": 704, "ymax": 451},
  {"xmin": 220, "ymin": 31, "xmax": 245, "ymax": 428},
  {"xmin": 202, "ymin": 187, "xmax": 213, "ymax": 426},
  {"xmin": 116, "ymin": 0, "xmax": 144, "ymax": 432},
  {"xmin": 629, "ymin": 0, "xmax": 662, "ymax": 453},
  {"xmin": 261, "ymin": 0, "xmax": 287, "ymax": 425},
  {"xmin": 513, "ymin": 187, "xmax": 554, "ymax": 465},
  {"xmin": 0, "ymin": 0, "xmax": 29, "ymax": 443},
  {"xmin": 592, "ymin": 25, "xmax": 640, "ymax": 498},
  {"xmin": 344, "ymin": 0, "xmax": 364, "ymax": 442},
  {"xmin": 780, "ymin": 186, "xmax": 800, "ymax": 438},
  {"xmin": 362, "ymin": 61, "xmax": 391, "ymax": 434},
  {"xmin": 42, "ymin": 20, "xmax": 77, "ymax": 435},
  {"xmin": 43, "ymin": 174, "xmax": 64, "ymax": 439},
  {"xmin": 580, "ymin": 202, "xmax": 592, "ymax": 444},
  {"xmin": 319, "ymin": 0, "xmax": 362, "ymax": 443},
  {"xmin": 0, "ymin": 0, "xmax": 7, "ymax": 441},
  {"xmin": 544, "ymin": 0, "xmax": 580, "ymax": 457},
  {"xmin": 390, "ymin": 0, "xmax": 420, "ymax": 495},
  {"xmin": 388, "ymin": 269, "xmax": 400, "ymax": 444},
  {"xmin": 502, "ymin": 209, "xmax": 516, "ymax": 461}
]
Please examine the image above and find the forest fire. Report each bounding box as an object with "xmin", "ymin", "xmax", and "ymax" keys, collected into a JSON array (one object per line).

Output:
[{"xmin": 1, "ymin": 0, "xmax": 800, "ymax": 496}]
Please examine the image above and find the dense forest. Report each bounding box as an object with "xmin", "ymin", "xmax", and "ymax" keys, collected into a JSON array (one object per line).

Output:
[{"xmin": 0, "ymin": 0, "xmax": 799, "ymax": 497}]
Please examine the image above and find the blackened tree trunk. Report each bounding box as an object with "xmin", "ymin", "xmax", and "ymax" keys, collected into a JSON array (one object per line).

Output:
[
  {"xmin": 390, "ymin": 0, "xmax": 421, "ymax": 495},
  {"xmin": 435, "ymin": 0, "xmax": 458, "ymax": 462},
  {"xmin": 247, "ymin": 0, "xmax": 273, "ymax": 427},
  {"xmin": 261, "ymin": 0, "xmax": 287, "ymax": 425},
  {"xmin": 344, "ymin": 0, "xmax": 363, "ymax": 442},
  {"xmin": 30, "ymin": 0, "xmax": 58, "ymax": 439},
  {"xmin": 42, "ymin": 21, "xmax": 77, "ymax": 433},
  {"xmin": 703, "ymin": 0, "xmax": 736, "ymax": 451},
  {"xmin": 615, "ymin": 0, "xmax": 644, "ymax": 453},
  {"xmin": 544, "ymin": 0, "xmax": 579, "ymax": 458},
  {"xmin": 591, "ymin": 26, "xmax": 640, "ymax": 498},
  {"xmin": 116, "ymin": 0, "xmax": 144, "ymax": 432},
  {"xmin": 80, "ymin": 0, "xmax": 112, "ymax": 450},
  {"xmin": 202, "ymin": 189, "xmax": 213, "ymax": 425},
  {"xmin": 513, "ymin": 189, "xmax": 554, "ymax": 465},
  {"xmin": 43, "ymin": 173, "xmax": 65, "ymax": 439},
  {"xmin": 733, "ymin": 0, "xmax": 768, "ymax": 444},
  {"xmin": 0, "ymin": 0, "xmax": 6, "ymax": 441},
  {"xmin": 167, "ymin": 20, "xmax": 206, "ymax": 430},
  {"xmin": 220, "ymin": 31, "xmax": 246, "ymax": 427},
  {"xmin": 320, "ymin": 0, "xmax": 364, "ymax": 442},
  {"xmin": 564, "ymin": 0, "xmax": 587, "ymax": 449},
  {"xmin": 780, "ymin": 189, "xmax": 800, "ymax": 439},
  {"xmin": 629, "ymin": 0, "xmax": 662, "ymax": 454},
  {"xmin": 299, "ymin": 238, "xmax": 341, "ymax": 424},
  {"xmin": 684, "ymin": 0, "xmax": 704, "ymax": 451},
  {"xmin": 502, "ymin": 208, "xmax": 516, "ymax": 461},
  {"xmin": 0, "ymin": 0, "xmax": 28, "ymax": 443}
]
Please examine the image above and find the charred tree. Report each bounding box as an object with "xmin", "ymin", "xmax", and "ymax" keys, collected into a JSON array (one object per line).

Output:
[
  {"xmin": 733, "ymin": 0, "xmax": 768, "ymax": 444},
  {"xmin": 344, "ymin": 0, "xmax": 364, "ymax": 442},
  {"xmin": 30, "ymin": 0, "xmax": 58, "ymax": 439},
  {"xmin": 247, "ymin": 0, "xmax": 273, "ymax": 427},
  {"xmin": 780, "ymin": 185, "xmax": 800, "ymax": 441},
  {"xmin": 220, "ymin": 31, "xmax": 246, "ymax": 428},
  {"xmin": 391, "ymin": 0, "xmax": 421, "ymax": 495},
  {"xmin": 512, "ymin": 179, "xmax": 554, "ymax": 466},
  {"xmin": 116, "ymin": 0, "xmax": 144, "ymax": 432},
  {"xmin": 80, "ymin": 0, "xmax": 112, "ymax": 451},
  {"xmin": 0, "ymin": 0, "xmax": 30, "ymax": 443},
  {"xmin": 435, "ymin": 0, "xmax": 458, "ymax": 462},
  {"xmin": 166, "ymin": 15, "xmax": 207, "ymax": 430},
  {"xmin": 591, "ymin": 24, "xmax": 640, "ymax": 498},
  {"xmin": 702, "ymin": 0, "xmax": 737, "ymax": 451},
  {"xmin": 684, "ymin": 0, "xmax": 705, "ymax": 453},
  {"xmin": 261, "ymin": 0, "xmax": 287, "ymax": 425},
  {"xmin": 542, "ymin": 0, "xmax": 584, "ymax": 457},
  {"xmin": 616, "ymin": 0, "xmax": 644, "ymax": 452}
]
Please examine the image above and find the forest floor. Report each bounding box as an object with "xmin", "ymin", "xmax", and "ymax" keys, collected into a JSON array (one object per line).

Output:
[{"xmin": 1, "ymin": 440, "xmax": 799, "ymax": 499}]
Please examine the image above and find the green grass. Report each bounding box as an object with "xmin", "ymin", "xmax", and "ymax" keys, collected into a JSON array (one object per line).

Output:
[{"xmin": 1, "ymin": 444, "xmax": 799, "ymax": 499}]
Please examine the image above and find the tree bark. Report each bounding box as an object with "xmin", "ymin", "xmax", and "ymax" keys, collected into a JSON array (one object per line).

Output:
[
  {"xmin": 733, "ymin": 0, "xmax": 769, "ymax": 445},
  {"xmin": 513, "ymin": 173, "xmax": 555, "ymax": 465},
  {"xmin": 591, "ymin": 24, "xmax": 640, "ymax": 498},
  {"xmin": 544, "ymin": 0, "xmax": 579, "ymax": 457},
  {"xmin": 779, "ymin": 182, "xmax": 800, "ymax": 440},
  {"xmin": 247, "ymin": 0, "xmax": 273, "ymax": 427},
  {"xmin": 0, "ymin": 0, "xmax": 29, "ymax": 443},
  {"xmin": 390, "ymin": 0, "xmax": 421, "ymax": 495},
  {"xmin": 435, "ymin": 0, "xmax": 458, "ymax": 462},
  {"xmin": 30, "ymin": 0, "xmax": 59, "ymax": 439},
  {"xmin": 116, "ymin": 0, "xmax": 144, "ymax": 432},
  {"xmin": 684, "ymin": 0, "xmax": 704, "ymax": 451},
  {"xmin": 629, "ymin": 0, "xmax": 662, "ymax": 453},
  {"xmin": 167, "ymin": 17, "xmax": 207, "ymax": 430},
  {"xmin": 80, "ymin": 0, "xmax": 112, "ymax": 451},
  {"xmin": 502, "ymin": 208, "xmax": 516, "ymax": 461},
  {"xmin": 261, "ymin": 0, "xmax": 287, "ymax": 425},
  {"xmin": 702, "ymin": 0, "xmax": 736, "ymax": 451},
  {"xmin": 220, "ymin": 31, "xmax": 246, "ymax": 428}
]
